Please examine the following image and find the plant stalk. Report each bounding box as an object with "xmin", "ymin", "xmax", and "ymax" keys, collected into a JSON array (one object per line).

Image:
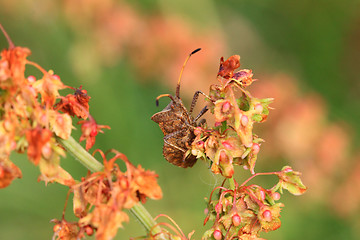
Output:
[
  {"xmin": 228, "ymin": 176, "xmax": 236, "ymax": 190},
  {"xmin": 57, "ymin": 136, "xmax": 165, "ymax": 239},
  {"xmin": 56, "ymin": 136, "xmax": 103, "ymax": 172}
]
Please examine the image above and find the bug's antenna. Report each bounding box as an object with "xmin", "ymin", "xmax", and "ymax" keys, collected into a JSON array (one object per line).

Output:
[
  {"xmin": 175, "ymin": 48, "xmax": 201, "ymax": 98},
  {"xmin": 155, "ymin": 94, "xmax": 176, "ymax": 106}
]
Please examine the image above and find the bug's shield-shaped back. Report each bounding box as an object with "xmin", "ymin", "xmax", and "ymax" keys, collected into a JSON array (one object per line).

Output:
[{"xmin": 151, "ymin": 100, "xmax": 197, "ymax": 168}]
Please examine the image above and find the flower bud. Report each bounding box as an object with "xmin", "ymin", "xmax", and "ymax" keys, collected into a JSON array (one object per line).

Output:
[
  {"xmin": 42, "ymin": 142, "xmax": 52, "ymax": 159},
  {"xmin": 283, "ymin": 167, "xmax": 293, "ymax": 173},
  {"xmin": 272, "ymin": 192, "xmax": 281, "ymax": 201},
  {"xmin": 27, "ymin": 75, "xmax": 36, "ymax": 83},
  {"xmin": 213, "ymin": 229, "xmax": 222, "ymax": 240},
  {"xmin": 53, "ymin": 224, "xmax": 61, "ymax": 233},
  {"xmin": 259, "ymin": 190, "xmax": 266, "ymax": 201},
  {"xmin": 85, "ymin": 226, "xmax": 94, "ymax": 236},
  {"xmin": 254, "ymin": 104, "xmax": 263, "ymax": 114},
  {"xmin": 214, "ymin": 99, "xmax": 233, "ymax": 122},
  {"xmin": 204, "ymin": 208, "xmax": 209, "ymax": 215},
  {"xmin": 52, "ymin": 74, "xmax": 60, "ymax": 80},
  {"xmin": 252, "ymin": 143, "xmax": 260, "ymax": 155},
  {"xmin": 222, "ymin": 101, "xmax": 231, "ymax": 113},
  {"xmin": 232, "ymin": 214, "xmax": 241, "ymax": 226},
  {"xmin": 222, "ymin": 141, "xmax": 233, "ymax": 150},
  {"xmin": 215, "ymin": 203, "xmax": 222, "ymax": 213},
  {"xmin": 262, "ymin": 210, "xmax": 272, "ymax": 222},
  {"xmin": 241, "ymin": 115, "xmax": 249, "ymax": 126}
]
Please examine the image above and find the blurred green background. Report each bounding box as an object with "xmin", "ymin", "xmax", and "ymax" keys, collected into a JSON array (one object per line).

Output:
[{"xmin": 0, "ymin": 0, "xmax": 359, "ymax": 239}]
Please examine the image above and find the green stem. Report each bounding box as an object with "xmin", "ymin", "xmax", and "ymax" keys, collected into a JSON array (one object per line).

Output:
[
  {"xmin": 56, "ymin": 136, "xmax": 103, "ymax": 172},
  {"xmin": 130, "ymin": 204, "xmax": 166, "ymax": 239},
  {"xmin": 228, "ymin": 176, "xmax": 236, "ymax": 190},
  {"xmin": 56, "ymin": 136, "xmax": 164, "ymax": 239}
]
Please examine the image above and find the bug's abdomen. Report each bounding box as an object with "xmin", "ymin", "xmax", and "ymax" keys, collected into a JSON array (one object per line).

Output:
[
  {"xmin": 162, "ymin": 129, "xmax": 197, "ymax": 168},
  {"xmin": 163, "ymin": 145, "xmax": 197, "ymax": 168}
]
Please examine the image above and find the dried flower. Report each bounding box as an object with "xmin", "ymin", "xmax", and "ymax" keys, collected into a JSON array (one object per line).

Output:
[
  {"xmin": 55, "ymin": 86, "xmax": 91, "ymax": 119},
  {"xmin": 78, "ymin": 118, "xmax": 110, "ymax": 150}
]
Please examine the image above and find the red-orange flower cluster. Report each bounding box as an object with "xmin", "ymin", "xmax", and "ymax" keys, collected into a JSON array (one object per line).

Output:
[
  {"xmin": 0, "ymin": 25, "xmax": 77, "ymax": 187},
  {"xmin": 0, "ymin": 24, "xmax": 113, "ymax": 188},
  {"xmin": 203, "ymin": 167, "xmax": 306, "ymax": 239},
  {"xmin": 78, "ymin": 118, "xmax": 110, "ymax": 150},
  {"xmin": 190, "ymin": 55, "xmax": 272, "ymax": 177},
  {"xmin": 1, "ymin": 24, "xmax": 164, "ymax": 239},
  {"xmin": 184, "ymin": 56, "xmax": 307, "ymax": 239},
  {"xmin": 68, "ymin": 150, "xmax": 162, "ymax": 240},
  {"xmin": 55, "ymin": 86, "xmax": 90, "ymax": 119}
]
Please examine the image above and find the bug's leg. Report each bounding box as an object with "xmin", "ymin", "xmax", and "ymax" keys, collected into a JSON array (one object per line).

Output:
[
  {"xmin": 163, "ymin": 130, "xmax": 187, "ymax": 152},
  {"xmin": 194, "ymin": 106, "xmax": 208, "ymax": 122},
  {"xmin": 181, "ymin": 116, "xmax": 201, "ymax": 131},
  {"xmin": 180, "ymin": 108, "xmax": 207, "ymax": 129},
  {"xmin": 196, "ymin": 118, "xmax": 206, "ymax": 127},
  {"xmin": 189, "ymin": 91, "xmax": 211, "ymax": 115},
  {"xmin": 181, "ymin": 117, "xmax": 194, "ymax": 129}
]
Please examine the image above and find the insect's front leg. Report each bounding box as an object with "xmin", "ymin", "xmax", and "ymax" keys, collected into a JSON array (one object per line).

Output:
[
  {"xmin": 189, "ymin": 90, "xmax": 211, "ymax": 115},
  {"xmin": 194, "ymin": 106, "xmax": 208, "ymax": 122},
  {"xmin": 196, "ymin": 118, "xmax": 206, "ymax": 127}
]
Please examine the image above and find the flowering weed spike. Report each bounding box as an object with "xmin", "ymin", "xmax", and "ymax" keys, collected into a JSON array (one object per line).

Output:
[
  {"xmin": 0, "ymin": 24, "xmax": 166, "ymax": 240},
  {"xmin": 196, "ymin": 55, "xmax": 307, "ymax": 239}
]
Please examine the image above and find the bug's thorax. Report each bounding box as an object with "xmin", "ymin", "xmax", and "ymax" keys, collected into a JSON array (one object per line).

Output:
[
  {"xmin": 152, "ymin": 97, "xmax": 194, "ymax": 125},
  {"xmin": 171, "ymin": 97, "xmax": 194, "ymax": 123}
]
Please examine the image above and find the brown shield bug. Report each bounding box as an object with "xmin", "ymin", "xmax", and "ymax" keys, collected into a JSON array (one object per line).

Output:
[{"xmin": 151, "ymin": 48, "xmax": 209, "ymax": 168}]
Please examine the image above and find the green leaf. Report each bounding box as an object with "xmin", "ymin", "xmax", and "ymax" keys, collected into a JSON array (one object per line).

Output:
[
  {"xmin": 202, "ymin": 228, "xmax": 215, "ymax": 240},
  {"xmin": 277, "ymin": 166, "xmax": 307, "ymax": 196},
  {"xmin": 259, "ymin": 97, "xmax": 274, "ymax": 105},
  {"xmin": 251, "ymin": 114, "xmax": 263, "ymax": 122},
  {"xmin": 237, "ymin": 96, "xmax": 250, "ymax": 111}
]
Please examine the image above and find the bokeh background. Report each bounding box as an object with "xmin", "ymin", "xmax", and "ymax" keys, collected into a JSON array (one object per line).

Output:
[{"xmin": 1, "ymin": 0, "xmax": 360, "ymax": 239}]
